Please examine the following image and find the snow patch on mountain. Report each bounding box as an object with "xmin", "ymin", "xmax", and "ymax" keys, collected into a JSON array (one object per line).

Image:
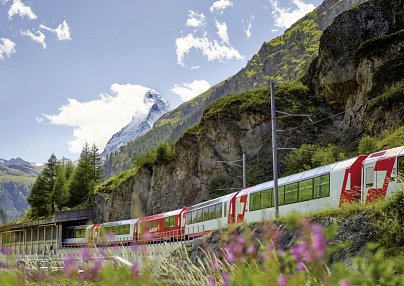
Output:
[{"xmin": 101, "ymin": 89, "xmax": 170, "ymax": 157}]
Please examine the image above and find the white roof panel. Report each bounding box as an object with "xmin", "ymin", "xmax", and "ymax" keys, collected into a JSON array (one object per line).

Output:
[
  {"xmin": 363, "ymin": 146, "xmax": 404, "ymax": 164},
  {"xmin": 238, "ymin": 157, "xmax": 359, "ymax": 197},
  {"xmin": 101, "ymin": 219, "xmax": 139, "ymax": 227},
  {"xmin": 188, "ymin": 192, "xmax": 237, "ymax": 211}
]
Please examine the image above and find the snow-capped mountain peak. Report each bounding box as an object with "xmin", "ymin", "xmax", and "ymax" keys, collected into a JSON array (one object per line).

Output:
[{"xmin": 101, "ymin": 89, "xmax": 170, "ymax": 157}]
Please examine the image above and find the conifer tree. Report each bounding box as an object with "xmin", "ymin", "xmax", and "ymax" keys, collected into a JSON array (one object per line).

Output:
[
  {"xmin": 52, "ymin": 160, "xmax": 75, "ymax": 211},
  {"xmin": 90, "ymin": 143, "xmax": 104, "ymax": 183},
  {"xmin": 68, "ymin": 143, "xmax": 92, "ymax": 207},
  {"xmin": 41, "ymin": 153, "xmax": 58, "ymax": 213},
  {"xmin": 27, "ymin": 174, "xmax": 49, "ymax": 218}
]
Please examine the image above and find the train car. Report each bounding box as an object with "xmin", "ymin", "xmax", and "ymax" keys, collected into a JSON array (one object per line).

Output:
[
  {"xmin": 235, "ymin": 155, "xmax": 368, "ymax": 223},
  {"xmin": 96, "ymin": 219, "xmax": 139, "ymax": 245},
  {"xmin": 62, "ymin": 224, "xmax": 97, "ymax": 247},
  {"xmin": 184, "ymin": 192, "xmax": 238, "ymax": 239},
  {"xmin": 362, "ymin": 146, "xmax": 404, "ymax": 203},
  {"xmin": 138, "ymin": 208, "xmax": 187, "ymax": 242}
]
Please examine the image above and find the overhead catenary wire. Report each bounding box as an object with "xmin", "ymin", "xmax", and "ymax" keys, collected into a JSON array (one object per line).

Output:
[{"xmin": 277, "ymin": 111, "xmax": 346, "ymax": 132}]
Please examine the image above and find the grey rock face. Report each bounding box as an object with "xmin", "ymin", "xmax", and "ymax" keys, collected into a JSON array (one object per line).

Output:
[{"xmin": 101, "ymin": 90, "xmax": 170, "ymax": 157}]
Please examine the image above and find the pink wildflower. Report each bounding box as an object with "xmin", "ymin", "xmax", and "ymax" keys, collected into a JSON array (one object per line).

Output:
[
  {"xmin": 277, "ymin": 274, "xmax": 288, "ymax": 286},
  {"xmin": 131, "ymin": 262, "xmax": 140, "ymax": 279},
  {"xmin": 225, "ymin": 246, "xmax": 235, "ymax": 263},
  {"xmin": 339, "ymin": 279, "xmax": 352, "ymax": 286},
  {"xmin": 80, "ymin": 247, "xmax": 92, "ymax": 261},
  {"xmin": 221, "ymin": 271, "xmax": 230, "ymax": 286},
  {"xmin": 212, "ymin": 259, "xmax": 219, "ymax": 270},
  {"xmin": 296, "ymin": 261, "xmax": 305, "ymax": 272},
  {"xmin": 311, "ymin": 224, "xmax": 327, "ymax": 260}
]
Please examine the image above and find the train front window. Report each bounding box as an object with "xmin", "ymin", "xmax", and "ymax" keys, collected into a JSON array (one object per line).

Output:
[
  {"xmin": 164, "ymin": 216, "xmax": 176, "ymax": 228},
  {"xmin": 365, "ymin": 166, "xmax": 374, "ymax": 188}
]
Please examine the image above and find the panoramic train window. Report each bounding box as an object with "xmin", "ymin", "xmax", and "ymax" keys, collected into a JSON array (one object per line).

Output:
[
  {"xmin": 250, "ymin": 192, "xmax": 261, "ymax": 211},
  {"xmin": 223, "ymin": 202, "xmax": 227, "ymax": 217},
  {"xmin": 299, "ymin": 179, "xmax": 313, "ymax": 201},
  {"xmin": 314, "ymin": 174, "xmax": 330, "ymax": 198},
  {"xmin": 278, "ymin": 186, "xmax": 285, "ymax": 205},
  {"xmin": 216, "ymin": 203, "xmax": 222, "ymax": 218},
  {"xmin": 101, "ymin": 224, "xmax": 130, "ymax": 236},
  {"xmin": 164, "ymin": 216, "xmax": 176, "ymax": 228},
  {"xmin": 285, "ymin": 183, "xmax": 298, "ymax": 204},
  {"xmin": 261, "ymin": 189, "xmax": 273, "ymax": 209},
  {"xmin": 398, "ymin": 156, "xmax": 404, "ymax": 182}
]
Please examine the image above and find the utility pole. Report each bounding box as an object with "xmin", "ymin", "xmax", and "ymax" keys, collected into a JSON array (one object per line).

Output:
[{"xmin": 270, "ymin": 82, "xmax": 280, "ymax": 219}]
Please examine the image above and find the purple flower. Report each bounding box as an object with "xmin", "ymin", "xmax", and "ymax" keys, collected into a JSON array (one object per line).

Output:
[
  {"xmin": 292, "ymin": 241, "xmax": 309, "ymax": 261},
  {"xmin": 208, "ymin": 277, "xmax": 216, "ymax": 286},
  {"xmin": 90, "ymin": 259, "xmax": 102, "ymax": 279},
  {"xmin": 221, "ymin": 271, "xmax": 230, "ymax": 286},
  {"xmin": 224, "ymin": 246, "xmax": 235, "ymax": 263},
  {"xmin": 130, "ymin": 242, "xmax": 139, "ymax": 252},
  {"xmin": 277, "ymin": 274, "xmax": 288, "ymax": 286},
  {"xmin": 63, "ymin": 255, "xmax": 76, "ymax": 276},
  {"xmin": 131, "ymin": 262, "xmax": 140, "ymax": 279},
  {"xmin": 246, "ymin": 245, "xmax": 256, "ymax": 255},
  {"xmin": 1, "ymin": 246, "xmax": 10, "ymax": 256},
  {"xmin": 236, "ymin": 235, "xmax": 245, "ymax": 245},
  {"xmin": 310, "ymin": 224, "xmax": 327, "ymax": 260},
  {"xmin": 212, "ymin": 259, "xmax": 219, "ymax": 270},
  {"xmin": 339, "ymin": 279, "xmax": 352, "ymax": 286},
  {"xmin": 296, "ymin": 261, "xmax": 305, "ymax": 272},
  {"xmin": 80, "ymin": 247, "xmax": 92, "ymax": 261},
  {"xmin": 106, "ymin": 232, "xmax": 116, "ymax": 241}
]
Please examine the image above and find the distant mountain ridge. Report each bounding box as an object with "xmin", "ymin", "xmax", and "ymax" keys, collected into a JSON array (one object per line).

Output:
[
  {"xmin": 0, "ymin": 157, "xmax": 42, "ymax": 222},
  {"xmin": 101, "ymin": 89, "xmax": 170, "ymax": 157},
  {"xmin": 103, "ymin": 0, "xmax": 367, "ymax": 177}
]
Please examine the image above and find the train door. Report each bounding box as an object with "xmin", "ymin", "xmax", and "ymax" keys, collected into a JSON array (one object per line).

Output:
[
  {"xmin": 362, "ymin": 156, "xmax": 396, "ymax": 203},
  {"xmin": 235, "ymin": 193, "xmax": 248, "ymax": 223}
]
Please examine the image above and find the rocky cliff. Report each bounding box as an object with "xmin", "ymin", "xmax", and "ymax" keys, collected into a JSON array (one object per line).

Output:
[
  {"xmin": 103, "ymin": 0, "xmax": 367, "ymax": 178},
  {"xmin": 94, "ymin": 0, "xmax": 403, "ymax": 222}
]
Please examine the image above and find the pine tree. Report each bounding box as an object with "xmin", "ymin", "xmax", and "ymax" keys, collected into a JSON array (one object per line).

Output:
[
  {"xmin": 27, "ymin": 153, "xmax": 59, "ymax": 217},
  {"xmin": 52, "ymin": 160, "xmax": 75, "ymax": 211},
  {"xmin": 68, "ymin": 143, "xmax": 92, "ymax": 207},
  {"xmin": 27, "ymin": 175, "xmax": 49, "ymax": 218},
  {"xmin": 41, "ymin": 153, "xmax": 58, "ymax": 213},
  {"xmin": 90, "ymin": 143, "xmax": 104, "ymax": 183}
]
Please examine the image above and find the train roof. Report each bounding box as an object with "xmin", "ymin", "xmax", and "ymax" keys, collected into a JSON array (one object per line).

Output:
[
  {"xmin": 186, "ymin": 192, "xmax": 238, "ymax": 212},
  {"xmin": 100, "ymin": 218, "xmax": 139, "ymax": 227},
  {"xmin": 238, "ymin": 156, "xmax": 360, "ymax": 196},
  {"xmin": 363, "ymin": 146, "xmax": 404, "ymax": 165},
  {"xmin": 140, "ymin": 208, "xmax": 186, "ymax": 222}
]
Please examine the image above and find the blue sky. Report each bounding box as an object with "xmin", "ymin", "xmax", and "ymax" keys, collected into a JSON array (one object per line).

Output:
[{"xmin": 0, "ymin": 0, "xmax": 321, "ymax": 162}]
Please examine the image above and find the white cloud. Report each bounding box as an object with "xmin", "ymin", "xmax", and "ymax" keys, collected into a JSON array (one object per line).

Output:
[
  {"xmin": 210, "ymin": 0, "xmax": 233, "ymax": 14},
  {"xmin": 0, "ymin": 38, "xmax": 16, "ymax": 60},
  {"xmin": 171, "ymin": 80, "xmax": 211, "ymax": 102},
  {"xmin": 40, "ymin": 84, "xmax": 155, "ymax": 154},
  {"xmin": 40, "ymin": 20, "xmax": 71, "ymax": 41},
  {"xmin": 215, "ymin": 20, "xmax": 229, "ymax": 44},
  {"xmin": 8, "ymin": 0, "xmax": 37, "ymax": 20},
  {"xmin": 270, "ymin": 0, "xmax": 316, "ymax": 29},
  {"xmin": 186, "ymin": 10, "xmax": 206, "ymax": 28},
  {"xmin": 176, "ymin": 33, "xmax": 243, "ymax": 67},
  {"xmin": 35, "ymin": 116, "xmax": 44, "ymax": 123},
  {"xmin": 21, "ymin": 30, "xmax": 47, "ymax": 49},
  {"xmin": 242, "ymin": 14, "xmax": 255, "ymax": 38}
]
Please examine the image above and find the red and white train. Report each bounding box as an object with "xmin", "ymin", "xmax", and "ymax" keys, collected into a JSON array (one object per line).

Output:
[{"xmin": 62, "ymin": 146, "xmax": 404, "ymax": 246}]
